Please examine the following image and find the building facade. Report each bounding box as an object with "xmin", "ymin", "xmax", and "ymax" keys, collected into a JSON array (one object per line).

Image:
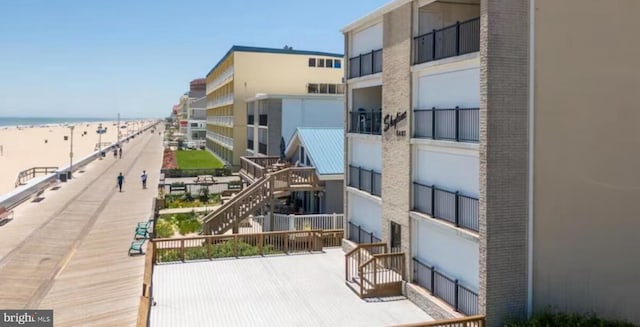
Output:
[
  {"xmin": 245, "ymin": 94, "xmax": 344, "ymax": 157},
  {"xmin": 343, "ymin": 0, "xmax": 640, "ymax": 326},
  {"xmin": 205, "ymin": 46, "xmax": 344, "ymax": 166}
]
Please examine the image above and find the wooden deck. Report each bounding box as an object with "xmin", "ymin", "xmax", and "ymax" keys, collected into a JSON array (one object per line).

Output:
[{"xmin": 0, "ymin": 128, "xmax": 162, "ymax": 326}]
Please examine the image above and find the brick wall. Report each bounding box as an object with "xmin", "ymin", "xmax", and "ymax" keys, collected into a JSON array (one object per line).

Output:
[
  {"xmin": 479, "ymin": 0, "xmax": 530, "ymax": 325},
  {"xmin": 381, "ymin": 2, "xmax": 413, "ymax": 272}
]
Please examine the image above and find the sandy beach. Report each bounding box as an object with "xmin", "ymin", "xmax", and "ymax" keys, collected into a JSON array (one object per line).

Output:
[{"xmin": 0, "ymin": 120, "xmax": 154, "ymax": 195}]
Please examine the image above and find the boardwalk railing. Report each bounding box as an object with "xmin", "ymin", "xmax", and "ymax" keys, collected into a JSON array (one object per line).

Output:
[
  {"xmin": 413, "ymin": 17, "xmax": 480, "ymax": 65},
  {"xmin": 413, "ymin": 182, "xmax": 479, "ymax": 233},
  {"xmin": 137, "ymin": 241, "xmax": 154, "ymax": 327},
  {"xmin": 391, "ymin": 316, "xmax": 485, "ymax": 327},
  {"xmin": 14, "ymin": 167, "xmax": 59, "ymax": 188},
  {"xmin": 247, "ymin": 213, "xmax": 344, "ymax": 233},
  {"xmin": 240, "ymin": 156, "xmax": 281, "ymax": 182},
  {"xmin": 152, "ymin": 229, "xmax": 342, "ymax": 264},
  {"xmin": 413, "ymin": 258, "xmax": 479, "ymax": 316}
]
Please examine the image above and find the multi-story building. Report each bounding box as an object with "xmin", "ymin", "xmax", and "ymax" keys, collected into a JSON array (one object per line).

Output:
[
  {"xmin": 185, "ymin": 79, "xmax": 207, "ymax": 144},
  {"xmin": 205, "ymin": 46, "xmax": 344, "ymax": 167},
  {"xmin": 343, "ymin": 0, "xmax": 640, "ymax": 326},
  {"xmin": 245, "ymin": 93, "xmax": 343, "ymax": 157}
]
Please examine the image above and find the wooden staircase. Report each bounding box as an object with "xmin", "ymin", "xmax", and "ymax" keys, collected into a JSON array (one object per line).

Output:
[
  {"xmin": 345, "ymin": 243, "xmax": 406, "ymax": 298},
  {"xmin": 202, "ymin": 167, "xmax": 320, "ymax": 235}
]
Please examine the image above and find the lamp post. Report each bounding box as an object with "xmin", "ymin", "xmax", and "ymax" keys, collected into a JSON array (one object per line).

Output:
[
  {"xmin": 68, "ymin": 125, "xmax": 75, "ymax": 179},
  {"xmin": 96, "ymin": 123, "xmax": 104, "ymax": 160}
]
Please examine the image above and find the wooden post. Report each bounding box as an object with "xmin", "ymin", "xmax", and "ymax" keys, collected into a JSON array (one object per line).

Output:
[
  {"xmin": 258, "ymin": 233, "xmax": 264, "ymax": 255},
  {"xmin": 233, "ymin": 234, "xmax": 238, "ymax": 258},
  {"xmin": 180, "ymin": 239, "xmax": 185, "ymax": 262},
  {"xmin": 284, "ymin": 231, "xmax": 289, "ymax": 254},
  {"xmin": 206, "ymin": 238, "xmax": 211, "ymax": 260}
]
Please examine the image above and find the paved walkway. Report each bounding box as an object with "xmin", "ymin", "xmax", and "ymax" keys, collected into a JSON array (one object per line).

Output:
[
  {"xmin": 0, "ymin": 126, "xmax": 163, "ymax": 326},
  {"xmin": 150, "ymin": 249, "xmax": 434, "ymax": 327}
]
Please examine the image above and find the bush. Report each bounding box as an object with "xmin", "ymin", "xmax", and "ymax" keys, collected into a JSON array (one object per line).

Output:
[
  {"xmin": 155, "ymin": 220, "xmax": 174, "ymax": 238},
  {"xmin": 506, "ymin": 311, "xmax": 637, "ymax": 327}
]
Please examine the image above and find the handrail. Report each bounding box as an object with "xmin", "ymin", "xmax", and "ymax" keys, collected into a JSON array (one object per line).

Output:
[
  {"xmin": 413, "ymin": 17, "xmax": 481, "ymax": 40},
  {"xmin": 152, "ymin": 229, "xmax": 329, "ymax": 264},
  {"xmin": 14, "ymin": 166, "xmax": 59, "ymax": 188},
  {"xmin": 390, "ymin": 315, "xmax": 485, "ymax": 327}
]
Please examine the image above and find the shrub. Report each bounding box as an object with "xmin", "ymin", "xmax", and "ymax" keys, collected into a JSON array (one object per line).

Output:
[
  {"xmin": 155, "ymin": 220, "xmax": 174, "ymax": 238},
  {"xmin": 506, "ymin": 311, "xmax": 637, "ymax": 327}
]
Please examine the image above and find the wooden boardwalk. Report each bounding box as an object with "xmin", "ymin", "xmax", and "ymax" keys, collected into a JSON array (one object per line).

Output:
[{"xmin": 0, "ymin": 128, "xmax": 163, "ymax": 326}]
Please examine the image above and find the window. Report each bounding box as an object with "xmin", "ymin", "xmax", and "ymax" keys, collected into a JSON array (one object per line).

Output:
[
  {"xmin": 334, "ymin": 59, "xmax": 341, "ymax": 68},
  {"xmin": 326, "ymin": 59, "xmax": 333, "ymax": 68},
  {"xmin": 191, "ymin": 123, "xmax": 198, "ymax": 127},
  {"xmin": 328, "ymin": 84, "xmax": 336, "ymax": 94},
  {"xmin": 317, "ymin": 59, "xmax": 325, "ymax": 67},
  {"xmin": 319, "ymin": 84, "xmax": 328, "ymax": 93},
  {"xmin": 307, "ymin": 83, "xmax": 318, "ymax": 94},
  {"xmin": 308, "ymin": 58, "xmax": 316, "ymax": 67}
]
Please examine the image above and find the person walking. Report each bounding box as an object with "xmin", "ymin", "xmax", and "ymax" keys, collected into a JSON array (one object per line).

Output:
[
  {"xmin": 116, "ymin": 172, "xmax": 125, "ymax": 192},
  {"xmin": 119, "ymin": 147, "xmax": 123, "ymax": 159},
  {"xmin": 113, "ymin": 148, "xmax": 117, "ymax": 158},
  {"xmin": 140, "ymin": 170, "xmax": 148, "ymax": 189}
]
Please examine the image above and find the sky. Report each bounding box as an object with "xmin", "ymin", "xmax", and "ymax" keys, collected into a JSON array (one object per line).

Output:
[{"xmin": 0, "ymin": 0, "xmax": 389, "ymax": 119}]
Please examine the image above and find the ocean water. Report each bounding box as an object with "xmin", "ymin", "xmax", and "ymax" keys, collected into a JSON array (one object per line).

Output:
[{"xmin": 0, "ymin": 117, "xmax": 118, "ymax": 127}]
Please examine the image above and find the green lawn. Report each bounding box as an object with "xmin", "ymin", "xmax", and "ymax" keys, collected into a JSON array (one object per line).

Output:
[{"xmin": 175, "ymin": 150, "xmax": 224, "ymax": 169}]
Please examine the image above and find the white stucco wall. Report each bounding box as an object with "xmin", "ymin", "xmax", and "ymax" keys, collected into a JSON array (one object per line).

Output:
[
  {"xmin": 351, "ymin": 22, "xmax": 383, "ymax": 56},
  {"xmin": 281, "ymin": 98, "xmax": 344, "ymax": 142},
  {"xmin": 414, "ymin": 147, "xmax": 479, "ymax": 198},
  {"xmin": 416, "ymin": 67, "xmax": 480, "ymax": 109},
  {"xmin": 349, "ymin": 137, "xmax": 382, "ymax": 171},
  {"xmin": 412, "ymin": 216, "xmax": 479, "ymax": 290},
  {"xmin": 348, "ymin": 192, "xmax": 382, "ymax": 237}
]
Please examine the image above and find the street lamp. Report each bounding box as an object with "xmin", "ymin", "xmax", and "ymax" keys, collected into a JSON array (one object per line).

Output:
[
  {"xmin": 96, "ymin": 123, "xmax": 106, "ymax": 160},
  {"xmin": 68, "ymin": 125, "xmax": 75, "ymax": 179}
]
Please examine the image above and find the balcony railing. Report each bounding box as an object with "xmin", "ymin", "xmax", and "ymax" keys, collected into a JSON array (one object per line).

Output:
[
  {"xmin": 349, "ymin": 110, "xmax": 382, "ymax": 135},
  {"xmin": 349, "ymin": 49, "xmax": 383, "ymax": 79},
  {"xmin": 348, "ymin": 165, "xmax": 381, "ymax": 197},
  {"xmin": 413, "ymin": 17, "xmax": 480, "ymax": 65},
  {"xmin": 247, "ymin": 139, "xmax": 254, "ymax": 150},
  {"xmin": 348, "ymin": 221, "xmax": 382, "ymax": 244},
  {"xmin": 413, "ymin": 258, "xmax": 478, "ymax": 316},
  {"xmin": 207, "ymin": 115, "xmax": 233, "ymax": 127},
  {"xmin": 258, "ymin": 142, "xmax": 267, "ymax": 155},
  {"xmin": 248, "ymin": 114, "xmax": 254, "ymax": 125},
  {"xmin": 413, "ymin": 107, "xmax": 479, "ymax": 142},
  {"xmin": 258, "ymin": 114, "xmax": 268, "ymax": 126},
  {"xmin": 413, "ymin": 182, "xmax": 479, "ymax": 232}
]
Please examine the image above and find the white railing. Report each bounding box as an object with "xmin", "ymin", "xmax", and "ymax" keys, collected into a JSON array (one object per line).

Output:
[
  {"xmin": 240, "ymin": 213, "xmax": 344, "ymax": 234},
  {"xmin": 206, "ymin": 93, "xmax": 234, "ymax": 109},
  {"xmin": 206, "ymin": 116, "xmax": 233, "ymax": 127},
  {"xmin": 206, "ymin": 66, "xmax": 234, "ymax": 93},
  {"xmin": 206, "ymin": 131, "xmax": 234, "ymax": 149}
]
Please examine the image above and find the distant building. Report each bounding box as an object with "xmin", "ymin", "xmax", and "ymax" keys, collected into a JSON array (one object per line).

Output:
[
  {"xmin": 205, "ymin": 46, "xmax": 344, "ymax": 166},
  {"xmin": 245, "ymin": 93, "xmax": 343, "ymax": 157}
]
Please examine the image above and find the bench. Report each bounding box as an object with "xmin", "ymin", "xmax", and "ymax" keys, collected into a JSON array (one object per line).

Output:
[
  {"xmin": 169, "ymin": 184, "xmax": 187, "ymax": 193},
  {"xmin": 0, "ymin": 207, "xmax": 14, "ymax": 222},
  {"xmin": 135, "ymin": 226, "xmax": 149, "ymax": 240},
  {"xmin": 128, "ymin": 240, "xmax": 145, "ymax": 256}
]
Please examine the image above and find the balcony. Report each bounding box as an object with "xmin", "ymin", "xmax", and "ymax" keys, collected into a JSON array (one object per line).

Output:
[
  {"xmin": 207, "ymin": 66, "xmax": 234, "ymax": 93},
  {"xmin": 413, "ymin": 107, "xmax": 479, "ymax": 142},
  {"xmin": 258, "ymin": 142, "xmax": 268, "ymax": 155},
  {"xmin": 206, "ymin": 131, "xmax": 233, "ymax": 149},
  {"xmin": 348, "ymin": 222, "xmax": 382, "ymax": 244},
  {"xmin": 413, "ymin": 258, "xmax": 479, "ymax": 315},
  {"xmin": 207, "ymin": 115, "xmax": 233, "ymax": 127},
  {"xmin": 413, "ymin": 17, "xmax": 480, "ymax": 65},
  {"xmin": 349, "ymin": 49, "xmax": 383, "ymax": 79},
  {"xmin": 348, "ymin": 165, "xmax": 381, "ymax": 197},
  {"xmin": 207, "ymin": 93, "xmax": 234, "ymax": 109},
  {"xmin": 412, "ymin": 182, "xmax": 479, "ymax": 232},
  {"xmin": 349, "ymin": 110, "xmax": 382, "ymax": 135},
  {"xmin": 258, "ymin": 114, "xmax": 268, "ymax": 126}
]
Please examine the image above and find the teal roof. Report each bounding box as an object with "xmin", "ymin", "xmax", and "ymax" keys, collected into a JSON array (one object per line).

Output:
[
  {"xmin": 293, "ymin": 128, "xmax": 344, "ymax": 175},
  {"xmin": 207, "ymin": 45, "xmax": 344, "ymax": 77}
]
